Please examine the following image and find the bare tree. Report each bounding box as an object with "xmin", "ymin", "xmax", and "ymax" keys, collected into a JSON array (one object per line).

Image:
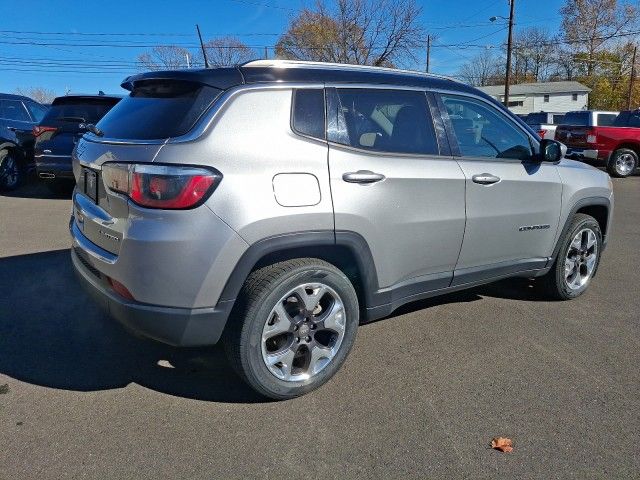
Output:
[
  {"xmin": 275, "ymin": 0, "xmax": 426, "ymax": 68},
  {"xmin": 457, "ymin": 49, "xmax": 503, "ymax": 86},
  {"xmin": 201, "ymin": 36, "xmax": 256, "ymax": 66},
  {"xmin": 14, "ymin": 87, "xmax": 57, "ymax": 104},
  {"xmin": 511, "ymin": 27, "xmax": 558, "ymax": 82},
  {"xmin": 137, "ymin": 45, "xmax": 192, "ymax": 70},
  {"xmin": 561, "ymin": 0, "xmax": 639, "ymax": 77}
]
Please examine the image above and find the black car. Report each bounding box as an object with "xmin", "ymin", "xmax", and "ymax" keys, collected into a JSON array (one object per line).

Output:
[
  {"xmin": 0, "ymin": 93, "xmax": 48, "ymax": 190},
  {"xmin": 34, "ymin": 94, "xmax": 121, "ymax": 190}
]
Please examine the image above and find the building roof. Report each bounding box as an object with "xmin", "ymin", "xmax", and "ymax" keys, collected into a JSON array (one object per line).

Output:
[{"xmin": 478, "ymin": 81, "xmax": 591, "ymax": 96}]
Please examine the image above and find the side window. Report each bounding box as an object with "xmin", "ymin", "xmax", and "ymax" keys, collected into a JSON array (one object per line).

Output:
[
  {"xmin": 330, "ymin": 88, "xmax": 438, "ymax": 155},
  {"xmin": 441, "ymin": 94, "xmax": 533, "ymax": 161},
  {"xmin": 292, "ymin": 89, "xmax": 325, "ymax": 140},
  {"xmin": 26, "ymin": 102, "xmax": 48, "ymax": 123},
  {"xmin": 0, "ymin": 100, "xmax": 32, "ymax": 122},
  {"xmin": 597, "ymin": 114, "xmax": 617, "ymax": 127}
]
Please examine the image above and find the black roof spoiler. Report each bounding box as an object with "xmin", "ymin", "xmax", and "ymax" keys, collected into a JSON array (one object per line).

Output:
[{"xmin": 120, "ymin": 67, "xmax": 245, "ymax": 91}]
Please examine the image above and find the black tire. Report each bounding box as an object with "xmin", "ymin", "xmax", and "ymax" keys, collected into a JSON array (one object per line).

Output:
[
  {"xmin": 607, "ymin": 148, "xmax": 638, "ymax": 178},
  {"xmin": 0, "ymin": 149, "xmax": 23, "ymax": 191},
  {"xmin": 223, "ymin": 258, "xmax": 359, "ymax": 400},
  {"xmin": 541, "ymin": 213, "xmax": 602, "ymax": 300}
]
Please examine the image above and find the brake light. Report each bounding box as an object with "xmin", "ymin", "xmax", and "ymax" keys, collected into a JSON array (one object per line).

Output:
[
  {"xmin": 538, "ymin": 129, "xmax": 546, "ymax": 138},
  {"xmin": 586, "ymin": 130, "xmax": 597, "ymax": 144},
  {"xmin": 102, "ymin": 163, "xmax": 221, "ymax": 209},
  {"xmin": 32, "ymin": 126, "xmax": 57, "ymax": 137}
]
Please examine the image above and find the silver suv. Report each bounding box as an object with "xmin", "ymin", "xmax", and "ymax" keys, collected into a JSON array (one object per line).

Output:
[{"xmin": 71, "ymin": 60, "xmax": 614, "ymax": 399}]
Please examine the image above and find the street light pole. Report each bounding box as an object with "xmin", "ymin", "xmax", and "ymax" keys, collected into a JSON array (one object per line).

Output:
[{"xmin": 504, "ymin": 0, "xmax": 515, "ymax": 107}]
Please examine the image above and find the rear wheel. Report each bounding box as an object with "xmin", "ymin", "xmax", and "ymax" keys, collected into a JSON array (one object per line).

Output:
[
  {"xmin": 224, "ymin": 258, "xmax": 359, "ymax": 400},
  {"xmin": 541, "ymin": 214, "xmax": 602, "ymax": 300},
  {"xmin": 607, "ymin": 148, "xmax": 638, "ymax": 178},
  {"xmin": 0, "ymin": 149, "xmax": 22, "ymax": 191}
]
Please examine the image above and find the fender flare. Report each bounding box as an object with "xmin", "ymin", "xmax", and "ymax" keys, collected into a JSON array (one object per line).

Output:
[
  {"xmin": 551, "ymin": 196, "xmax": 612, "ymax": 262},
  {"xmin": 217, "ymin": 230, "xmax": 380, "ymax": 308}
]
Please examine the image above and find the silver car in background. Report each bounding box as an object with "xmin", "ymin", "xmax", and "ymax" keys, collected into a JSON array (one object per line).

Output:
[{"xmin": 71, "ymin": 60, "xmax": 614, "ymax": 399}]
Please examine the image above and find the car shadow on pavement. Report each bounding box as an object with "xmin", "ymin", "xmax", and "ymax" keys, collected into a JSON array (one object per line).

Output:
[
  {"xmin": 0, "ymin": 177, "xmax": 73, "ymax": 200},
  {"xmin": 0, "ymin": 249, "xmax": 265, "ymax": 404}
]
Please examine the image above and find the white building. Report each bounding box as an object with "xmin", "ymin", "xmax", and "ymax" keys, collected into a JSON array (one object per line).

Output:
[{"xmin": 478, "ymin": 81, "xmax": 591, "ymax": 115}]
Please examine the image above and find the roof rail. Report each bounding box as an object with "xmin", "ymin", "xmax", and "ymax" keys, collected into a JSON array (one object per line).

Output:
[{"xmin": 242, "ymin": 59, "xmax": 459, "ymax": 83}]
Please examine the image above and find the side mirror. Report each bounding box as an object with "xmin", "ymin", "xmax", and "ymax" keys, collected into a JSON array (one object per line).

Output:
[{"xmin": 540, "ymin": 139, "xmax": 565, "ymax": 163}]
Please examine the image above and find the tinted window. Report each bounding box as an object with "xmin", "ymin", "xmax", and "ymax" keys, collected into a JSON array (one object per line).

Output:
[
  {"xmin": 26, "ymin": 102, "xmax": 48, "ymax": 122},
  {"xmin": 613, "ymin": 111, "xmax": 640, "ymax": 128},
  {"xmin": 292, "ymin": 89, "xmax": 325, "ymax": 139},
  {"xmin": 42, "ymin": 97, "xmax": 119, "ymax": 125},
  {"xmin": 598, "ymin": 113, "xmax": 618, "ymax": 126},
  {"xmin": 563, "ymin": 111, "xmax": 589, "ymax": 126},
  {"xmin": 441, "ymin": 94, "xmax": 533, "ymax": 161},
  {"xmin": 0, "ymin": 100, "xmax": 31, "ymax": 122},
  {"xmin": 331, "ymin": 89, "xmax": 438, "ymax": 155},
  {"xmin": 525, "ymin": 113, "xmax": 547, "ymax": 125},
  {"xmin": 96, "ymin": 80, "xmax": 220, "ymax": 140}
]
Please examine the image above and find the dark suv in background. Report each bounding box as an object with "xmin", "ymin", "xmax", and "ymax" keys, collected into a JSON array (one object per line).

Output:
[
  {"xmin": 34, "ymin": 94, "xmax": 121, "ymax": 191},
  {"xmin": 0, "ymin": 93, "xmax": 48, "ymax": 190}
]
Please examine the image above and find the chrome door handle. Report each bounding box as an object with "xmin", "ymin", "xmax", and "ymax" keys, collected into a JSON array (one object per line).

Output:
[
  {"xmin": 342, "ymin": 170, "xmax": 386, "ymax": 184},
  {"xmin": 472, "ymin": 173, "xmax": 501, "ymax": 185}
]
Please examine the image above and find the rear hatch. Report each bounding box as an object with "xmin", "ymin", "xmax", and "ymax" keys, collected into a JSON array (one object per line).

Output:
[
  {"xmin": 73, "ymin": 76, "xmax": 232, "ymax": 254},
  {"xmin": 555, "ymin": 111, "xmax": 591, "ymax": 147},
  {"xmin": 35, "ymin": 96, "xmax": 120, "ymax": 159}
]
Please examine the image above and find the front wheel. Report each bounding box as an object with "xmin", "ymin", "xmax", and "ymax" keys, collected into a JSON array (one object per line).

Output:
[
  {"xmin": 224, "ymin": 258, "xmax": 359, "ymax": 400},
  {"xmin": 541, "ymin": 213, "xmax": 602, "ymax": 300},
  {"xmin": 607, "ymin": 148, "xmax": 638, "ymax": 178}
]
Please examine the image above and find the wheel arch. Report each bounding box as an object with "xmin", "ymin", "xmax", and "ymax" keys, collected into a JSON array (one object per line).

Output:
[
  {"xmin": 217, "ymin": 230, "xmax": 379, "ymax": 312},
  {"xmin": 612, "ymin": 142, "xmax": 640, "ymax": 158},
  {"xmin": 552, "ymin": 196, "xmax": 611, "ymax": 262}
]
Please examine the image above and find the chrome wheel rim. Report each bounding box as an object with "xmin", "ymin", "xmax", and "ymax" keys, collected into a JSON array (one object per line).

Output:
[
  {"xmin": 564, "ymin": 228, "xmax": 598, "ymax": 291},
  {"xmin": 1, "ymin": 155, "xmax": 18, "ymax": 187},
  {"xmin": 261, "ymin": 283, "xmax": 346, "ymax": 382},
  {"xmin": 615, "ymin": 153, "xmax": 635, "ymax": 175}
]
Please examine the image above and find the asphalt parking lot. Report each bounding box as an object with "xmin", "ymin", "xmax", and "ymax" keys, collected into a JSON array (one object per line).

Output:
[{"xmin": 1, "ymin": 175, "xmax": 639, "ymax": 479}]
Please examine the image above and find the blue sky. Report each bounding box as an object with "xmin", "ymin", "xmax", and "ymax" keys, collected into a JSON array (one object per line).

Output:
[{"xmin": 0, "ymin": 0, "xmax": 565, "ymax": 96}]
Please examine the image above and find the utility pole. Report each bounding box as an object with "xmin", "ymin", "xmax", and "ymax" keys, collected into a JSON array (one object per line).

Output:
[
  {"xmin": 264, "ymin": 46, "xmax": 269, "ymax": 59},
  {"xmin": 504, "ymin": 0, "xmax": 515, "ymax": 107},
  {"xmin": 426, "ymin": 35, "xmax": 431, "ymax": 73},
  {"xmin": 627, "ymin": 45, "xmax": 637, "ymax": 110},
  {"xmin": 196, "ymin": 24, "xmax": 209, "ymax": 69}
]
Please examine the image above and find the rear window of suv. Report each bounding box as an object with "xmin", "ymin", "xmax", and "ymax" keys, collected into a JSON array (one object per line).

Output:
[
  {"xmin": 96, "ymin": 80, "xmax": 221, "ymax": 140},
  {"xmin": 562, "ymin": 111, "xmax": 589, "ymax": 126},
  {"xmin": 42, "ymin": 97, "xmax": 119, "ymax": 125}
]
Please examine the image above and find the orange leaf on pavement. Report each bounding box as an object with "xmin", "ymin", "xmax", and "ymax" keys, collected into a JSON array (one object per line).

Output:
[{"xmin": 491, "ymin": 437, "xmax": 513, "ymax": 453}]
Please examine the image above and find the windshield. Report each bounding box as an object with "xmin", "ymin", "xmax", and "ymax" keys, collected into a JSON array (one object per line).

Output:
[{"xmin": 562, "ymin": 111, "xmax": 589, "ymax": 126}]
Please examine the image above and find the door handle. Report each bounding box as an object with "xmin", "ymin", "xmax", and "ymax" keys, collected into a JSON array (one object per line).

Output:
[
  {"xmin": 472, "ymin": 173, "xmax": 501, "ymax": 185},
  {"xmin": 7, "ymin": 126, "xmax": 18, "ymax": 132},
  {"xmin": 342, "ymin": 170, "xmax": 386, "ymax": 184}
]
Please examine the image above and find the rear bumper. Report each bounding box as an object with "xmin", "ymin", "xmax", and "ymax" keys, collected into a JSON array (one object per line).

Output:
[
  {"xmin": 35, "ymin": 155, "xmax": 74, "ymax": 179},
  {"xmin": 565, "ymin": 148, "xmax": 611, "ymax": 162},
  {"xmin": 70, "ymin": 223, "xmax": 234, "ymax": 347}
]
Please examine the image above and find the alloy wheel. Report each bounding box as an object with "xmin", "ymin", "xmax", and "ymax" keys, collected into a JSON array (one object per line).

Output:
[
  {"xmin": 261, "ymin": 283, "xmax": 346, "ymax": 382},
  {"xmin": 564, "ymin": 228, "xmax": 598, "ymax": 290},
  {"xmin": 0, "ymin": 154, "xmax": 18, "ymax": 188},
  {"xmin": 615, "ymin": 153, "xmax": 636, "ymax": 176}
]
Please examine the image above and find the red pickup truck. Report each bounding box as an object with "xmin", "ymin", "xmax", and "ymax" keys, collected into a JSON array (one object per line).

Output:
[{"xmin": 556, "ymin": 109, "xmax": 640, "ymax": 177}]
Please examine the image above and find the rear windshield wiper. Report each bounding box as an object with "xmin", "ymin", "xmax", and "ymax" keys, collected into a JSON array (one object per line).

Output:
[
  {"xmin": 57, "ymin": 116, "xmax": 86, "ymax": 123},
  {"xmin": 79, "ymin": 123, "xmax": 104, "ymax": 137}
]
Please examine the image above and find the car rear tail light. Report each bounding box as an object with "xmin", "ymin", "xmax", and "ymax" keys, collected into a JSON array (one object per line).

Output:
[
  {"xmin": 586, "ymin": 130, "xmax": 597, "ymax": 143},
  {"xmin": 32, "ymin": 126, "xmax": 57, "ymax": 137},
  {"xmin": 538, "ymin": 129, "xmax": 546, "ymax": 138},
  {"xmin": 102, "ymin": 163, "xmax": 221, "ymax": 209}
]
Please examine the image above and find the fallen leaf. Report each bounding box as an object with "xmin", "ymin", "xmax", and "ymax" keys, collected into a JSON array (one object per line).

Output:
[
  {"xmin": 491, "ymin": 437, "xmax": 513, "ymax": 453},
  {"xmin": 0, "ymin": 384, "xmax": 9, "ymax": 395}
]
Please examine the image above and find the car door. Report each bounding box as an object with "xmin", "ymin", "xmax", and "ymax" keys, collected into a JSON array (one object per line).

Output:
[
  {"xmin": 0, "ymin": 99, "xmax": 36, "ymax": 160},
  {"xmin": 326, "ymin": 87, "xmax": 466, "ymax": 301},
  {"xmin": 436, "ymin": 93, "xmax": 562, "ymax": 285}
]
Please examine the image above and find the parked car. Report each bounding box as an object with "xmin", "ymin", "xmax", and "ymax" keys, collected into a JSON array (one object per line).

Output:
[
  {"xmin": 34, "ymin": 94, "xmax": 121, "ymax": 191},
  {"xmin": 524, "ymin": 111, "xmax": 566, "ymax": 140},
  {"xmin": 556, "ymin": 109, "xmax": 640, "ymax": 177},
  {"xmin": 71, "ymin": 60, "xmax": 614, "ymax": 399},
  {"xmin": 0, "ymin": 93, "xmax": 48, "ymax": 190}
]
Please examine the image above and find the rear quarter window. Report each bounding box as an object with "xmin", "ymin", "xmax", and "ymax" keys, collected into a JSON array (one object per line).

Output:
[
  {"xmin": 292, "ymin": 89, "xmax": 325, "ymax": 140},
  {"xmin": 43, "ymin": 98, "xmax": 119, "ymax": 125},
  {"xmin": 96, "ymin": 80, "xmax": 221, "ymax": 140}
]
